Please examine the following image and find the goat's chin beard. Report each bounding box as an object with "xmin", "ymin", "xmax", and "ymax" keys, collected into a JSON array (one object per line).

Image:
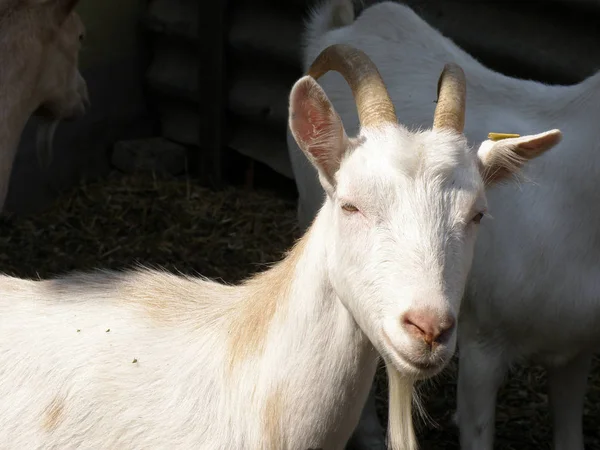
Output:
[{"xmin": 35, "ymin": 117, "xmax": 61, "ymax": 170}]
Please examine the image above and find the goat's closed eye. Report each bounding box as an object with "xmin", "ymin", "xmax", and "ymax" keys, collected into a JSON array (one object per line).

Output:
[
  {"xmin": 341, "ymin": 203, "xmax": 359, "ymax": 213},
  {"xmin": 472, "ymin": 212, "xmax": 484, "ymax": 224}
]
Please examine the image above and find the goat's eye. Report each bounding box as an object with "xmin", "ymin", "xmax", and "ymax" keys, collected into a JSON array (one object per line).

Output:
[
  {"xmin": 79, "ymin": 34, "xmax": 85, "ymax": 42},
  {"xmin": 472, "ymin": 212, "xmax": 484, "ymax": 224},
  {"xmin": 341, "ymin": 203, "xmax": 359, "ymax": 213}
]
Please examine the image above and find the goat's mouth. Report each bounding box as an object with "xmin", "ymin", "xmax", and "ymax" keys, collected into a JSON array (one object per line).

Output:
[
  {"xmin": 381, "ymin": 329, "xmax": 448, "ymax": 380},
  {"xmin": 33, "ymin": 104, "xmax": 56, "ymax": 119},
  {"xmin": 34, "ymin": 102, "xmax": 87, "ymax": 122}
]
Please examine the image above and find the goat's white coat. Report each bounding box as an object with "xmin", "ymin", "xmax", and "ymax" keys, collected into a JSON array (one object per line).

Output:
[
  {"xmin": 0, "ymin": 130, "xmax": 467, "ymax": 450},
  {"xmin": 0, "ymin": 0, "xmax": 89, "ymax": 212},
  {"xmin": 290, "ymin": 1, "xmax": 590, "ymax": 449},
  {"xmin": 0, "ymin": 46, "xmax": 557, "ymax": 447},
  {"xmin": 0, "ymin": 241, "xmax": 377, "ymax": 449}
]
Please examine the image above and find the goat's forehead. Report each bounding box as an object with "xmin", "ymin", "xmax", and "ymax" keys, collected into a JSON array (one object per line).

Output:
[{"xmin": 339, "ymin": 126, "xmax": 480, "ymax": 193}]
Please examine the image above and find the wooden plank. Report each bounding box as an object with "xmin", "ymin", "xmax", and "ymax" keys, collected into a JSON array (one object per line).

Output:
[
  {"xmin": 157, "ymin": 101, "xmax": 295, "ymax": 180},
  {"xmin": 145, "ymin": 0, "xmax": 198, "ymax": 40},
  {"xmin": 228, "ymin": 4, "xmax": 303, "ymax": 69},
  {"xmin": 196, "ymin": 0, "xmax": 230, "ymax": 187},
  {"xmin": 156, "ymin": 99, "xmax": 201, "ymax": 147},
  {"xmin": 404, "ymin": 0, "xmax": 600, "ymax": 85},
  {"xmin": 228, "ymin": 121, "xmax": 294, "ymax": 179},
  {"xmin": 228, "ymin": 68, "xmax": 292, "ymax": 130},
  {"xmin": 146, "ymin": 37, "xmax": 199, "ymax": 102}
]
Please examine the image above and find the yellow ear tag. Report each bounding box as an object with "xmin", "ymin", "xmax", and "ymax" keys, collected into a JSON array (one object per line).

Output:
[{"xmin": 488, "ymin": 132, "xmax": 520, "ymax": 141}]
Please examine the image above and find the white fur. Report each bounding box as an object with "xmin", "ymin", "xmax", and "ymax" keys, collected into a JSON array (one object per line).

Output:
[
  {"xmin": 0, "ymin": 0, "xmax": 89, "ymax": 212},
  {"xmin": 0, "ymin": 44, "xmax": 554, "ymax": 448},
  {"xmin": 289, "ymin": 1, "xmax": 590, "ymax": 449}
]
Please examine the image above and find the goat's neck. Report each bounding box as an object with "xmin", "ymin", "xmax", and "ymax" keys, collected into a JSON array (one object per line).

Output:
[
  {"xmin": 483, "ymin": 68, "xmax": 600, "ymax": 121},
  {"xmin": 545, "ymin": 72, "xmax": 600, "ymax": 164},
  {"xmin": 245, "ymin": 202, "xmax": 379, "ymax": 445},
  {"xmin": 481, "ymin": 70, "xmax": 600, "ymax": 162},
  {"xmin": 271, "ymin": 202, "xmax": 376, "ymax": 365},
  {"xmin": 561, "ymin": 70, "xmax": 600, "ymax": 115}
]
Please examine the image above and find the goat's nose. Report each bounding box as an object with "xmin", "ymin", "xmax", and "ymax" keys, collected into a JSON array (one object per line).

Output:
[{"xmin": 401, "ymin": 309, "xmax": 455, "ymax": 347}]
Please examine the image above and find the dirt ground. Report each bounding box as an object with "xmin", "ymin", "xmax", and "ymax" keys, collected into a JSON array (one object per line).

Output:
[{"xmin": 1, "ymin": 170, "xmax": 598, "ymax": 449}]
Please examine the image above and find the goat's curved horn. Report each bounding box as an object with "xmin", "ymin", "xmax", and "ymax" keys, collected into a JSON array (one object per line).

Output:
[
  {"xmin": 307, "ymin": 44, "xmax": 397, "ymax": 128},
  {"xmin": 433, "ymin": 63, "xmax": 467, "ymax": 133}
]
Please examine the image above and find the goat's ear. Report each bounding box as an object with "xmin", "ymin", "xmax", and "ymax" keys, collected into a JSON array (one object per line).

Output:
[
  {"xmin": 476, "ymin": 129, "xmax": 562, "ymax": 185},
  {"xmin": 289, "ymin": 76, "xmax": 349, "ymax": 188}
]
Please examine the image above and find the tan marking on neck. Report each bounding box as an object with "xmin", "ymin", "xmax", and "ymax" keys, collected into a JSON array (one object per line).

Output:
[
  {"xmin": 262, "ymin": 384, "xmax": 285, "ymax": 450},
  {"xmin": 118, "ymin": 271, "xmax": 206, "ymax": 325},
  {"xmin": 226, "ymin": 226, "xmax": 311, "ymax": 374}
]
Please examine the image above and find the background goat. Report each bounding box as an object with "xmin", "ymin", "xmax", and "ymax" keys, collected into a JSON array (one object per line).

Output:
[
  {"xmin": 288, "ymin": 1, "xmax": 586, "ymax": 449},
  {"xmin": 0, "ymin": 43, "xmax": 554, "ymax": 450},
  {"xmin": 0, "ymin": 0, "xmax": 89, "ymax": 213}
]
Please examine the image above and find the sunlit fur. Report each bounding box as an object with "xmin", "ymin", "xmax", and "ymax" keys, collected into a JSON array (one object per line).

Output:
[
  {"xmin": 290, "ymin": 1, "xmax": 585, "ymax": 449},
  {"xmin": 0, "ymin": 118, "xmax": 490, "ymax": 450},
  {"xmin": 0, "ymin": 7, "xmax": 558, "ymax": 448},
  {"xmin": 0, "ymin": 0, "xmax": 89, "ymax": 212}
]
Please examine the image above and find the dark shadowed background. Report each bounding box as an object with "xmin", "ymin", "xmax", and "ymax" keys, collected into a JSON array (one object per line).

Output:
[
  {"xmin": 2, "ymin": 1, "xmax": 599, "ymax": 449},
  {"xmin": 5, "ymin": 0, "xmax": 600, "ymax": 214}
]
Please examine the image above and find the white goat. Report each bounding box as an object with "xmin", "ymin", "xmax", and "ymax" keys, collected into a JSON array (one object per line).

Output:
[
  {"xmin": 0, "ymin": 0, "xmax": 89, "ymax": 213},
  {"xmin": 0, "ymin": 44, "xmax": 553, "ymax": 450},
  {"xmin": 288, "ymin": 1, "xmax": 585, "ymax": 449}
]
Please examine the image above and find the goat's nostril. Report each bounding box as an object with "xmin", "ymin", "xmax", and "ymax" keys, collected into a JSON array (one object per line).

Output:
[
  {"xmin": 437, "ymin": 316, "xmax": 455, "ymax": 343},
  {"xmin": 402, "ymin": 310, "xmax": 455, "ymax": 347}
]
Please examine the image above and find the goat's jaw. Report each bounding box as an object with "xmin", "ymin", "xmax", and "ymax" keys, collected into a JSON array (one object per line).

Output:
[{"xmin": 380, "ymin": 326, "xmax": 453, "ymax": 380}]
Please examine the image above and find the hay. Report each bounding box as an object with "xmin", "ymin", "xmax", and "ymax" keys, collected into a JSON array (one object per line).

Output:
[
  {"xmin": 0, "ymin": 170, "xmax": 599, "ymax": 449},
  {"xmin": 0, "ymin": 171, "xmax": 301, "ymax": 282}
]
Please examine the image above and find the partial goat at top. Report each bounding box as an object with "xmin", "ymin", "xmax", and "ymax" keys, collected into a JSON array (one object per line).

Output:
[
  {"xmin": 289, "ymin": 1, "xmax": 586, "ymax": 449},
  {"xmin": 0, "ymin": 0, "xmax": 89, "ymax": 213},
  {"xmin": 0, "ymin": 44, "xmax": 556, "ymax": 450}
]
